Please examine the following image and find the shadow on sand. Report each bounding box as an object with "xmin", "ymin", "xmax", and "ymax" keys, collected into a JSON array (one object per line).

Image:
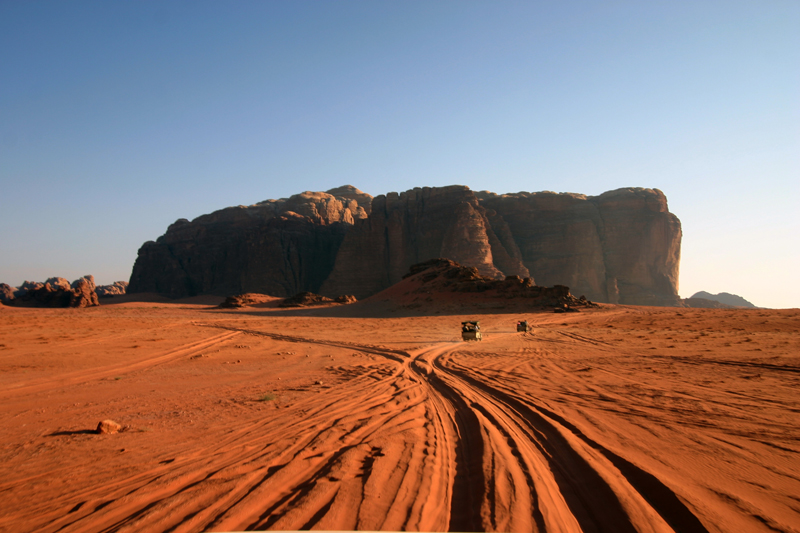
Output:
[{"xmin": 46, "ymin": 429, "xmax": 97, "ymax": 436}]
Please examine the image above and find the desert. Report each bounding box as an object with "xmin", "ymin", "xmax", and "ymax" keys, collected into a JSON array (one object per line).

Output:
[
  {"xmin": 3, "ymin": 3, "xmax": 798, "ymax": 532},
  {"xmin": 1, "ymin": 290, "xmax": 798, "ymax": 532}
]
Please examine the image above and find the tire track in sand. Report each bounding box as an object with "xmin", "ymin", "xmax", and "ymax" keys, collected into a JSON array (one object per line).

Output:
[
  {"xmin": 15, "ymin": 325, "xmax": 711, "ymax": 532},
  {"xmin": 0, "ymin": 331, "xmax": 241, "ymax": 400},
  {"xmin": 436, "ymin": 346, "xmax": 710, "ymax": 533}
]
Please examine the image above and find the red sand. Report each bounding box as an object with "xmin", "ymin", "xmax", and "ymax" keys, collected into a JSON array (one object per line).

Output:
[{"xmin": 0, "ymin": 301, "xmax": 798, "ymax": 532}]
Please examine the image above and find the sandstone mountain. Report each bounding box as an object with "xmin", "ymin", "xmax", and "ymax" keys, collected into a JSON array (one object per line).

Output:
[
  {"xmin": 320, "ymin": 186, "xmax": 529, "ymax": 299},
  {"xmin": 128, "ymin": 185, "xmax": 682, "ymax": 306},
  {"xmin": 129, "ymin": 186, "xmax": 370, "ymax": 298},
  {"xmin": 476, "ymin": 188, "xmax": 682, "ymax": 305}
]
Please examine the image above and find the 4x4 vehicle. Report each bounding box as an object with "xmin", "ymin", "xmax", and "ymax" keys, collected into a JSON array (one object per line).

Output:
[
  {"xmin": 461, "ymin": 321, "xmax": 482, "ymax": 341},
  {"xmin": 517, "ymin": 320, "xmax": 531, "ymax": 332}
]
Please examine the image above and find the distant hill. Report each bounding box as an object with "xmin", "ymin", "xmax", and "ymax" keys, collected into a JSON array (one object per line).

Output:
[{"xmin": 689, "ymin": 291, "xmax": 757, "ymax": 308}]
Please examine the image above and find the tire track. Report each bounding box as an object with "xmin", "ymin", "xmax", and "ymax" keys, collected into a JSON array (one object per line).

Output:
[
  {"xmin": 6, "ymin": 324, "xmax": 718, "ymax": 532},
  {"xmin": 436, "ymin": 350, "xmax": 710, "ymax": 533},
  {"xmin": 0, "ymin": 331, "xmax": 240, "ymax": 400},
  {"xmin": 30, "ymin": 330, "xmax": 452, "ymax": 533}
]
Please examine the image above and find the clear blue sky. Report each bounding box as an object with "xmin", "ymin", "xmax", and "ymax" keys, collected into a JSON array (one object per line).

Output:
[{"xmin": 1, "ymin": 1, "xmax": 798, "ymax": 307}]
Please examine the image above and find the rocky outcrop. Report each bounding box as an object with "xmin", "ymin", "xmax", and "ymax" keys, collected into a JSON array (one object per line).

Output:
[
  {"xmin": 476, "ymin": 188, "xmax": 682, "ymax": 306},
  {"xmin": 394, "ymin": 258, "xmax": 596, "ymax": 309},
  {"xmin": 279, "ymin": 292, "xmax": 334, "ymax": 307},
  {"xmin": 277, "ymin": 292, "xmax": 357, "ymax": 307},
  {"xmin": 3, "ymin": 275, "xmax": 100, "ymax": 308},
  {"xmin": 45, "ymin": 277, "xmax": 72, "ymax": 291},
  {"xmin": 70, "ymin": 276, "xmax": 99, "ymax": 307},
  {"xmin": 96, "ymin": 281, "xmax": 129, "ymax": 297},
  {"xmin": 128, "ymin": 186, "xmax": 372, "ymax": 298},
  {"xmin": 218, "ymin": 293, "xmax": 277, "ymax": 309},
  {"xmin": 129, "ymin": 185, "xmax": 682, "ymax": 306},
  {"xmin": 0, "ymin": 284, "xmax": 14, "ymax": 303}
]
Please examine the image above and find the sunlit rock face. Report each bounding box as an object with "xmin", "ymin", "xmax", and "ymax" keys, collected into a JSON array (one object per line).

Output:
[{"xmin": 128, "ymin": 185, "xmax": 681, "ymax": 306}]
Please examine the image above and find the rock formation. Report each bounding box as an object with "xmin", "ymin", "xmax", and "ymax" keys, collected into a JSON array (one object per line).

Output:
[
  {"xmin": 96, "ymin": 281, "xmax": 129, "ymax": 298},
  {"xmin": 681, "ymin": 297, "xmax": 736, "ymax": 309},
  {"xmin": 279, "ymin": 292, "xmax": 334, "ymax": 307},
  {"xmin": 96, "ymin": 420, "xmax": 122, "ymax": 435},
  {"xmin": 128, "ymin": 186, "xmax": 371, "ymax": 298},
  {"xmin": 689, "ymin": 291, "xmax": 756, "ymax": 308},
  {"xmin": 70, "ymin": 276, "xmax": 100, "ymax": 307},
  {"xmin": 0, "ymin": 284, "xmax": 14, "ymax": 303},
  {"xmin": 3, "ymin": 275, "xmax": 100, "ymax": 308},
  {"xmin": 392, "ymin": 258, "xmax": 597, "ymax": 309},
  {"xmin": 476, "ymin": 188, "xmax": 682, "ymax": 306},
  {"xmin": 218, "ymin": 293, "xmax": 278, "ymax": 309},
  {"xmin": 276, "ymin": 292, "xmax": 356, "ymax": 307},
  {"xmin": 320, "ymin": 186, "xmax": 529, "ymax": 299},
  {"xmin": 129, "ymin": 185, "xmax": 682, "ymax": 306},
  {"xmin": 45, "ymin": 277, "xmax": 72, "ymax": 291}
]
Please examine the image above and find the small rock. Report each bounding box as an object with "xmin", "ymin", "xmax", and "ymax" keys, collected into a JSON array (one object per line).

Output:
[
  {"xmin": 97, "ymin": 419, "xmax": 122, "ymax": 434},
  {"xmin": 315, "ymin": 380, "xmax": 323, "ymax": 385}
]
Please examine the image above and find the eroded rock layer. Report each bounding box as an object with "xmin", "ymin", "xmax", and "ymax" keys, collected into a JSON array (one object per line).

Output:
[{"xmin": 128, "ymin": 185, "xmax": 682, "ymax": 305}]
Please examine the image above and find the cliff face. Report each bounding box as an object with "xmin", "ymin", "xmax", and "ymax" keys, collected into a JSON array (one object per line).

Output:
[
  {"xmin": 128, "ymin": 187, "xmax": 371, "ymax": 298},
  {"xmin": 319, "ymin": 186, "xmax": 529, "ymax": 299},
  {"xmin": 129, "ymin": 185, "xmax": 681, "ymax": 305},
  {"xmin": 477, "ymin": 187, "xmax": 682, "ymax": 305}
]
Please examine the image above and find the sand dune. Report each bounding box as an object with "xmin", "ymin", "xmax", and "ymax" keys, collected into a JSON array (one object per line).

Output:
[{"xmin": 0, "ymin": 303, "xmax": 798, "ymax": 532}]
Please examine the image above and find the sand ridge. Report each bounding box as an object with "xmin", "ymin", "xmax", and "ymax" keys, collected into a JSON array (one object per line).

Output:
[{"xmin": 0, "ymin": 303, "xmax": 798, "ymax": 532}]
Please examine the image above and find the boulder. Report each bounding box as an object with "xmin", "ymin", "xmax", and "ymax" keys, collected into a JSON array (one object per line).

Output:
[{"xmin": 96, "ymin": 419, "xmax": 122, "ymax": 434}]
